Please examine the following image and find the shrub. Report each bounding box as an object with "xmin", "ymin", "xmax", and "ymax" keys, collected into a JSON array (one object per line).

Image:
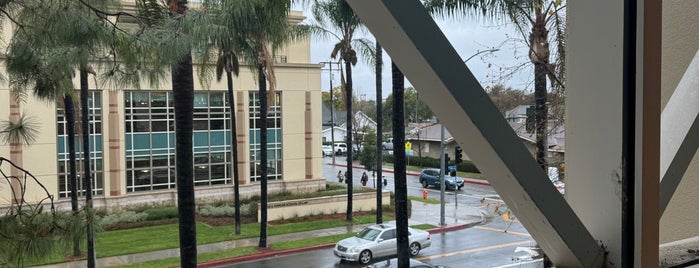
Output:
[
  {"xmin": 143, "ymin": 207, "xmax": 179, "ymax": 221},
  {"xmin": 98, "ymin": 211, "xmax": 148, "ymax": 226},
  {"xmin": 199, "ymin": 205, "xmax": 236, "ymax": 217},
  {"xmin": 245, "ymin": 202, "xmax": 259, "ymax": 217}
]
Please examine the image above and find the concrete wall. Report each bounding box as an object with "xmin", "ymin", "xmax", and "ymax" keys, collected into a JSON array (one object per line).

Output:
[
  {"xmin": 659, "ymin": 0, "xmax": 699, "ymax": 243},
  {"xmin": 566, "ymin": 0, "xmax": 625, "ymax": 266},
  {"xmin": 261, "ymin": 191, "xmax": 391, "ymax": 222}
]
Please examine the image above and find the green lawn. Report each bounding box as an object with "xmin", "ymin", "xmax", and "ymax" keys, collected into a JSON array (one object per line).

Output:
[
  {"xmin": 408, "ymin": 195, "xmax": 441, "ymax": 204},
  {"xmin": 97, "ymin": 215, "xmax": 386, "ymax": 257}
]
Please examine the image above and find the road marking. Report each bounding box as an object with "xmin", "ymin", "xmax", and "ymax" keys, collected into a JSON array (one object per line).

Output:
[
  {"xmin": 416, "ymin": 240, "xmax": 534, "ymax": 261},
  {"xmin": 490, "ymin": 259, "xmax": 544, "ymax": 268},
  {"xmin": 474, "ymin": 226, "xmax": 531, "ymax": 237}
]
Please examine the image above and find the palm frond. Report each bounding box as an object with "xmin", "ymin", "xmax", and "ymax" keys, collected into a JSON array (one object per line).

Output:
[
  {"xmin": 0, "ymin": 113, "xmax": 39, "ymax": 146},
  {"xmin": 352, "ymin": 38, "xmax": 376, "ymax": 69}
]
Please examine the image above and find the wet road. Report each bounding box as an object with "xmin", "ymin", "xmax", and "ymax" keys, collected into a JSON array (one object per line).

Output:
[
  {"xmin": 321, "ymin": 156, "xmax": 500, "ymax": 208},
  {"xmin": 211, "ymin": 157, "xmax": 543, "ymax": 268},
  {"xmin": 213, "ymin": 216, "xmax": 542, "ymax": 268}
]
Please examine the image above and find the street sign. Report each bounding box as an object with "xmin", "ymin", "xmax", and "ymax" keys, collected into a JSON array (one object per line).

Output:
[
  {"xmin": 405, "ymin": 141, "xmax": 412, "ymax": 151},
  {"xmin": 448, "ymin": 165, "xmax": 456, "ymax": 171}
]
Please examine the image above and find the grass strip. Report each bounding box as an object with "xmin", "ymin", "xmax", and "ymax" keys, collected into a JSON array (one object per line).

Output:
[
  {"xmin": 408, "ymin": 196, "xmax": 441, "ymax": 204},
  {"xmin": 115, "ymin": 246, "xmax": 260, "ymax": 268}
]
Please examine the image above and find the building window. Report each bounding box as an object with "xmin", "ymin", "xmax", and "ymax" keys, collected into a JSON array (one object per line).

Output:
[
  {"xmin": 124, "ymin": 91, "xmax": 232, "ymax": 192},
  {"xmin": 249, "ymin": 91, "xmax": 282, "ymax": 182},
  {"xmin": 57, "ymin": 91, "xmax": 104, "ymax": 198}
]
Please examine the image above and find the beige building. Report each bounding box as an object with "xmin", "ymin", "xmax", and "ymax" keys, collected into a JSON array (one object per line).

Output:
[{"xmin": 0, "ymin": 10, "xmax": 325, "ymax": 208}]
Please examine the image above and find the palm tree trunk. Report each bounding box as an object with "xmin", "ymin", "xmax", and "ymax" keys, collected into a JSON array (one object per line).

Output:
[
  {"xmin": 79, "ymin": 69, "xmax": 96, "ymax": 267},
  {"xmin": 226, "ymin": 70, "xmax": 242, "ymax": 235},
  {"xmin": 534, "ymin": 63, "xmax": 548, "ymax": 170},
  {"xmin": 391, "ymin": 62, "xmax": 410, "ymax": 266},
  {"xmin": 172, "ymin": 53, "xmax": 197, "ymax": 268},
  {"xmin": 258, "ymin": 65, "xmax": 269, "ymax": 248},
  {"xmin": 345, "ymin": 59, "xmax": 353, "ymax": 223},
  {"xmin": 64, "ymin": 94, "xmax": 80, "ymax": 256},
  {"xmin": 375, "ymin": 42, "xmax": 383, "ymax": 224}
]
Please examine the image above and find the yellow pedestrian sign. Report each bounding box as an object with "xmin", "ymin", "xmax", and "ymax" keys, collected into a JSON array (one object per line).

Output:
[{"xmin": 405, "ymin": 141, "xmax": 412, "ymax": 151}]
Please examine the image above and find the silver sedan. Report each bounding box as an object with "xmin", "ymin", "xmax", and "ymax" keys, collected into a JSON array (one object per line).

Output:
[{"xmin": 333, "ymin": 223, "xmax": 432, "ymax": 264}]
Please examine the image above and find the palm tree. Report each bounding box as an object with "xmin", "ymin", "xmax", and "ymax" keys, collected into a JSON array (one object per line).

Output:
[
  {"xmin": 310, "ymin": 0, "xmax": 374, "ymax": 222},
  {"xmin": 161, "ymin": 0, "xmax": 198, "ymax": 266},
  {"xmin": 195, "ymin": 0, "xmax": 245, "ymax": 236},
  {"xmin": 375, "ymin": 42, "xmax": 384, "ymax": 224},
  {"xmin": 424, "ymin": 0, "xmax": 566, "ymax": 171},
  {"xmin": 222, "ymin": 0, "xmax": 302, "ymax": 248},
  {"xmin": 4, "ymin": 1, "xmax": 130, "ymax": 263},
  {"xmin": 391, "ymin": 61, "xmax": 410, "ymax": 267}
]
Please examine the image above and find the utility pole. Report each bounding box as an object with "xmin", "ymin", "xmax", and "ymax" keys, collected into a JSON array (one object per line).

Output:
[
  {"xmin": 321, "ymin": 61, "xmax": 341, "ymax": 164},
  {"xmin": 439, "ymin": 124, "xmax": 446, "ymax": 226}
]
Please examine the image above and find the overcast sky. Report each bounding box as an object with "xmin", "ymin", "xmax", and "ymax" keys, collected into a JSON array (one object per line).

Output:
[{"xmin": 297, "ymin": 5, "xmax": 534, "ymax": 101}]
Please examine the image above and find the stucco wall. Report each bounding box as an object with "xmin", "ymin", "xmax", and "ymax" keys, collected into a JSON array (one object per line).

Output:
[{"xmin": 659, "ymin": 0, "xmax": 699, "ymax": 243}]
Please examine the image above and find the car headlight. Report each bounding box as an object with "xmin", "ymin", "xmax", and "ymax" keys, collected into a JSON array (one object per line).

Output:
[{"xmin": 349, "ymin": 247, "xmax": 361, "ymax": 253}]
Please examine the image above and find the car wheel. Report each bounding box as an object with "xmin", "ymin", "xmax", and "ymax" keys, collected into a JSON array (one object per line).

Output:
[
  {"xmin": 359, "ymin": 250, "xmax": 372, "ymax": 264},
  {"xmin": 382, "ymin": 145, "xmax": 387, "ymax": 150},
  {"xmin": 421, "ymin": 180, "xmax": 428, "ymax": 188},
  {"xmin": 409, "ymin": 242, "xmax": 421, "ymax": 256},
  {"xmin": 458, "ymin": 186, "xmax": 463, "ymax": 190}
]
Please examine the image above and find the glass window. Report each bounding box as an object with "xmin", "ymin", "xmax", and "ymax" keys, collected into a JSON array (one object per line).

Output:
[
  {"xmin": 124, "ymin": 90, "xmax": 233, "ymax": 192},
  {"xmin": 56, "ymin": 91, "xmax": 104, "ymax": 198},
  {"xmin": 249, "ymin": 91, "xmax": 282, "ymax": 182}
]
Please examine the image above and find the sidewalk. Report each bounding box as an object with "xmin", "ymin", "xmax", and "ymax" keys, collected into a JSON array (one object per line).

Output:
[
  {"xmin": 35, "ymin": 203, "xmax": 488, "ymax": 268},
  {"xmin": 329, "ymin": 161, "xmax": 491, "ymax": 186}
]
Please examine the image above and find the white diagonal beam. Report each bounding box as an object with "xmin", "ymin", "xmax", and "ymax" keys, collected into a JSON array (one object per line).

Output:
[
  {"xmin": 344, "ymin": 1, "xmax": 604, "ymax": 266},
  {"xmin": 660, "ymin": 50, "xmax": 699, "ymax": 216}
]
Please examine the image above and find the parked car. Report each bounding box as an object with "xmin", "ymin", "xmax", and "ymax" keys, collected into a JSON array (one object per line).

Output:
[
  {"xmin": 382, "ymin": 138, "xmax": 394, "ymax": 150},
  {"xmin": 418, "ymin": 168, "xmax": 464, "ymax": 190},
  {"xmin": 333, "ymin": 223, "xmax": 431, "ymax": 264},
  {"xmin": 322, "ymin": 145, "xmax": 334, "ymax": 156},
  {"xmin": 368, "ymin": 258, "xmax": 448, "ymax": 268},
  {"xmin": 334, "ymin": 143, "xmax": 348, "ymax": 155}
]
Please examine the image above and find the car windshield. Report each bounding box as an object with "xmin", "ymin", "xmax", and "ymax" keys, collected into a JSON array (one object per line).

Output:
[{"xmin": 356, "ymin": 228, "xmax": 382, "ymax": 241}]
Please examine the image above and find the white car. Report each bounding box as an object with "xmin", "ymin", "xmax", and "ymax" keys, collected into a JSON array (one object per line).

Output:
[
  {"xmin": 334, "ymin": 143, "xmax": 348, "ymax": 155},
  {"xmin": 333, "ymin": 224, "xmax": 431, "ymax": 264},
  {"xmin": 382, "ymin": 138, "xmax": 394, "ymax": 150},
  {"xmin": 322, "ymin": 145, "xmax": 334, "ymax": 156}
]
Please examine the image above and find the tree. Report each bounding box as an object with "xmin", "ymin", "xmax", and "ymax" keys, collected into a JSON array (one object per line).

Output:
[
  {"xmin": 424, "ymin": 0, "xmax": 566, "ymax": 172},
  {"xmin": 359, "ymin": 128, "xmax": 377, "ymax": 172},
  {"xmin": 195, "ymin": 0, "xmax": 246, "ymax": 236},
  {"xmin": 382, "ymin": 87, "xmax": 434, "ymax": 130},
  {"xmin": 374, "ymin": 42, "xmax": 384, "ymax": 224},
  {"xmin": 224, "ymin": 0, "xmax": 302, "ymax": 248},
  {"xmin": 4, "ymin": 0, "xmax": 145, "ymax": 262},
  {"xmin": 321, "ymin": 86, "xmax": 345, "ymax": 111},
  {"xmin": 391, "ymin": 62, "xmax": 410, "ymax": 267},
  {"xmin": 486, "ymin": 84, "xmax": 534, "ymax": 114},
  {"xmin": 310, "ymin": 0, "xmax": 374, "ymax": 222}
]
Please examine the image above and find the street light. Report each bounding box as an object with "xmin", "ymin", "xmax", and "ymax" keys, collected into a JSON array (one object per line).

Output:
[{"xmin": 440, "ymin": 48, "xmax": 500, "ymax": 224}]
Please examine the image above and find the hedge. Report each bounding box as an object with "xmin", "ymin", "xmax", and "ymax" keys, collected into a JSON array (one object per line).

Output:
[{"xmin": 382, "ymin": 153, "xmax": 480, "ymax": 174}]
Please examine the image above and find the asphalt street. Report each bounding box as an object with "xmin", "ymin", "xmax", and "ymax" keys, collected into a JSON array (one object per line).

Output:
[{"xmin": 211, "ymin": 156, "xmax": 544, "ymax": 268}]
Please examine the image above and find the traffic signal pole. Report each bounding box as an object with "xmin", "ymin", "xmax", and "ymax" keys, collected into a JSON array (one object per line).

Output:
[{"xmin": 439, "ymin": 125, "xmax": 446, "ymax": 226}]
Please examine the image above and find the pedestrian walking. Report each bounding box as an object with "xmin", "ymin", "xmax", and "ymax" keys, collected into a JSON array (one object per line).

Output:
[
  {"xmin": 383, "ymin": 176, "xmax": 388, "ymax": 187},
  {"xmin": 344, "ymin": 170, "xmax": 350, "ymax": 184},
  {"xmin": 360, "ymin": 172, "xmax": 368, "ymax": 186},
  {"xmin": 337, "ymin": 170, "xmax": 344, "ymax": 183}
]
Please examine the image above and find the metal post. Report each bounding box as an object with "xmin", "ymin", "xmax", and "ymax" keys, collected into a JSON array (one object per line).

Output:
[{"xmin": 439, "ymin": 124, "xmax": 446, "ymax": 226}]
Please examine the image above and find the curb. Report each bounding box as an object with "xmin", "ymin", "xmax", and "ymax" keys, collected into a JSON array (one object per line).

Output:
[
  {"xmin": 329, "ymin": 163, "xmax": 491, "ymax": 186},
  {"xmin": 198, "ymin": 244, "xmax": 335, "ymax": 267}
]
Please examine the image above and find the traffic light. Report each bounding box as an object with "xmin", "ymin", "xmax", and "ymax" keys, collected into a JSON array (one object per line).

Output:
[
  {"xmin": 444, "ymin": 153, "xmax": 450, "ymax": 169},
  {"xmin": 455, "ymin": 146, "xmax": 463, "ymax": 164}
]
